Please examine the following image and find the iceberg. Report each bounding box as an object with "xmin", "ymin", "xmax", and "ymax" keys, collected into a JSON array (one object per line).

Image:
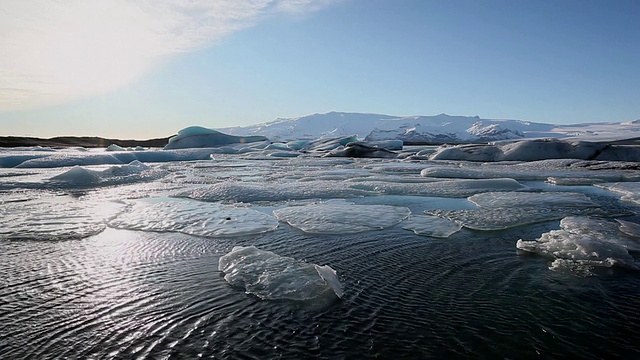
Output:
[
  {"xmin": 300, "ymin": 135, "xmax": 360, "ymax": 152},
  {"xmin": 325, "ymin": 142, "xmax": 398, "ymax": 159},
  {"xmin": 109, "ymin": 198, "xmax": 279, "ymax": 237},
  {"xmin": 218, "ymin": 246, "xmax": 343, "ymax": 300},
  {"xmin": 273, "ymin": 200, "xmax": 411, "ymax": 234},
  {"xmin": 163, "ymin": 126, "xmax": 268, "ymax": 150},
  {"xmin": 429, "ymin": 139, "xmax": 640, "ymax": 162},
  {"xmin": 516, "ymin": 217, "xmax": 640, "ymax": 274}
]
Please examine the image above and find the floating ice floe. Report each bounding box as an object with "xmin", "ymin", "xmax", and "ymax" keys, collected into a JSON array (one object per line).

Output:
[
  {"xmin": 401, "ymin": 215, "xmax": 462, "ymax": 238},
  {"xmin": 0, "ymin": 196, "xmax": 124, "ymax": 240},
  {"xmin": 273, "ymin": 200, "xmax": 411, "ymax": 234},
  {"xmin": 420, "ymin": 166, "xmax": 548, "ymax": 181},
  {"xmin": 420, "ymin": 162, "xmax": 636, "ymax": 182},
  {"xmin": 173, "ymin": 181, "xmax": 373, "ymax": 203},
  {"xmin": 468, "ymin": 191, "xmax": 599, "ymax": 208},
  {"xmin": 109, "ymin": 198, "xmax": 278, "ymax": 237},
  {"xmin": 348, "ymin": 178, "xmax": 524, "ymax": 198},
  {"xmin": 218, "ymin": 246, "xmax": 344, "ymax": 301},
  {"xmin": 516, "ymin": 217, "xmax": 640, "ymax": 275},
  {"xmin": 426, "ymin": 207, "xmax": 618, "ymax": 231},
  {"xmin": 47, "ymin": 160, "xmax": 164, "ymax": 187},
  {"xmin": 546, "ymin": 177, "xmax": 606, "ymax": 186},
  {"xmin": 5, "ymin": 148, "xmax": 220, "ymax": 168},
  {"xmin": 595, "ymin": 182, "xmax": 640, "ymax": 205}
]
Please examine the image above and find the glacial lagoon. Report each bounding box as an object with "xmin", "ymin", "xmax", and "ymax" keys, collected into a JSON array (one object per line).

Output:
[{"xmin": 1, "ymin": 145, "xmax": 640, "ymax": 359}]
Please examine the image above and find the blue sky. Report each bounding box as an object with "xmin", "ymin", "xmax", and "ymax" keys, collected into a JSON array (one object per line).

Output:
[{"xmin": 1, "ymin": 0, "xmax": 639, "ymax": 138}]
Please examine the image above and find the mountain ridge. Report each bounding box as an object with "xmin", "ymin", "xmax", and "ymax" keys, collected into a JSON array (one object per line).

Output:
[{"xmin": 217, "ymin": 111, "xmax": 571, "ymax": 143}]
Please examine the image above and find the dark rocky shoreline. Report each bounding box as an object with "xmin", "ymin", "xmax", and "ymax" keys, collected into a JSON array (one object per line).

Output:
[{"xmin": 0, "ymin": 135, "xmax": 172, "ymax": 148}]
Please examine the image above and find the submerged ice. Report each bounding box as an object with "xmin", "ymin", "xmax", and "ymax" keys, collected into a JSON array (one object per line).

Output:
[
  {"xmin": 516, "ymin": 217, "xmax": 640, "ymax": 274},
  {"xmin": 218, "ymin": 246, "xmax": 343, "ymax": 301},
  {"xmin": 401, "ymin": 215, "xmax": 462, "ymax": 238}
]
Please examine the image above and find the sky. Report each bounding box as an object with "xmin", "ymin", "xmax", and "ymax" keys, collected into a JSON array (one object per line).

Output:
[{"xmin": 1, "ymin": 0, "xmax": 639, "ymax": 139}]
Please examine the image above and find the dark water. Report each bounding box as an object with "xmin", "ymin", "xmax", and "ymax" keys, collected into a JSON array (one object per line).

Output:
[{"xmin": 2, "ymin": 221, "xmax": 640, "ymax": 359}]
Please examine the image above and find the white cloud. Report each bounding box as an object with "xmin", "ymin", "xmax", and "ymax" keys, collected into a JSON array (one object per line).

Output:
[{"xmin": 0, "ymin": 0, "xmax": 337, "ymax": 110}]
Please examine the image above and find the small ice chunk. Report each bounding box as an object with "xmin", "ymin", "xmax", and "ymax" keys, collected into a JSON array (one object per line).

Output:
[
  {"xmin": 516, "ymin": 217, "xmax": 640, "ymax": 274},
  {"xmin": 402, "ymin": 215, "xmax": 462, "ymax": 238},
  {"xmin": 109, "ymin": 198, "xmax": 278, "ymax": 237},
  {"xmin": 273, "ymin": 200, "xmax": 411, "ymax": 234},
  {"xmin": 467, "ymin": 191, "xmax": 599, "ymax": 209},
  {"xmin": 314, "ymin": 264, "xmax": 344, "ymax": 298},
  {"xmin": 106, "ymin": 144, "xmax": 127, "ymax": 151},
  {"xmin": 218, "ymin": 246, "xmax": 343, "ymax": 300},
  {"xmin": 49, "ymin": 165, "xmax": 102, "ymax": 185}
]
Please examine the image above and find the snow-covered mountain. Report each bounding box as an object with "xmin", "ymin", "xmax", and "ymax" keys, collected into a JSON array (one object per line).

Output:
[{"xmin": 217, "ymin": 112, "xmax": 640, "ymax": 143}]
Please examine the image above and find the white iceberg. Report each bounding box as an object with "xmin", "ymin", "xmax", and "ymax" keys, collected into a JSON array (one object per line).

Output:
[
  {"xmin": 218, "ymin": 246, "xmax": 343, "ymax": 300},
  {"xmin": 109, "ymin": 198, "xmax": 279, "ymax": 237},
  {"xmin": 516, "ymin": 217, "xmax": 640, "ymax": 274},
  {"xmin": 273, "ymin": 200, "xmax": 411, "ymax": 234}
]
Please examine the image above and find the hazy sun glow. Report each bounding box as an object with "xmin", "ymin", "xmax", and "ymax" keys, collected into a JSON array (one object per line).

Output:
[{"xmin": 0, "ymin": 0, "xmax": 338, "ymax": 111}]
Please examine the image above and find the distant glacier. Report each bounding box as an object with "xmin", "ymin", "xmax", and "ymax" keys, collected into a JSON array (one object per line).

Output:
[{"xmin": 217, "ymin": 111, "xmax": 640, "ymax": 143}]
